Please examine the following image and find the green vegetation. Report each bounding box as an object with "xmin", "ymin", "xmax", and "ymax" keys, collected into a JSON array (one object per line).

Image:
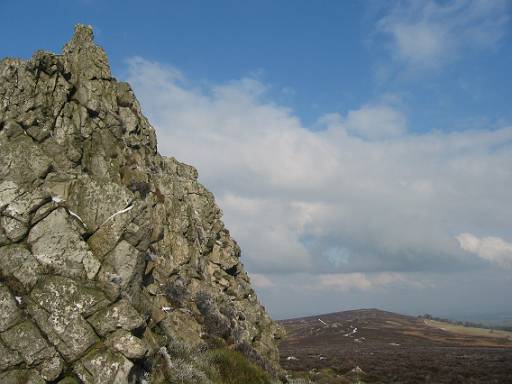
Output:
[
  {"xmin": 286, "ymin": 368, "xmax": 357, "ymax": 384},
  {"xmin": 155, "ymin": 337, "xmax": 275, "ymax": 384},
  {"xmin": 206, "ymin": 348, "xmax": 273, "ymax": 384},
  {"xmin": 419, "ymin": 314, "xmax": 512, "ymax": 332}
]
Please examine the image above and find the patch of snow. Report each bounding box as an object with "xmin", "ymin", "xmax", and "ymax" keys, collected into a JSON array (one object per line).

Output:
[
  {"xmin": 145, "ymin": 249, "xmax": 157, "ymax": 261},
  {"xmin": 68, "ymin": 210, "xmax": 87, "ymax": 227},
  {"xmin": 319, "ymin": 356, "xmax": 327, "ymax": 360},
  {"xmin": 286, "ymin": 356, "xmax": 298, "ymax": 361},
  {"xmin": 100, "ymin": 204, "xmax": 134, "ymax": 226},
  {"xmin": 15, "ymin": 296, "xmax": 22, "ymax": 304},
  {"xmin": 161, "ymin": 306, "xmax": 172, "ymax": 312},
  {"xmin": 351, "ymin": 366, "xmax": 365, "ymax": 374},
  {"xmin": 51, "ymin": 195, "xmax": 65, "ymax": 203},
  {"xmin": 318, "ymin": 318, "xmax": 327, "ymax": 326},
  {"xmin": 344, "ymin": 327, "xmax": 358, "ymax": 337},
  {"xmin": 389, "ymin": 342, "xmax": 400, "ymax": 346}
]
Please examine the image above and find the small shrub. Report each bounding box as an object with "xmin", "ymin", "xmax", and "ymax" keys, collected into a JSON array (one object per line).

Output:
[
  {"xmin": 205, "ymin": 348, "xmax": 274, "ymax": 384},
  {"xmin": 166, "ymin": 337, "xmax": 193, "ymax": 360},
  {"xmin": 219, "ymin": 302, "xmax": 237, "ymax": 320},
  {"xmin": 165, "ymin": 278, "xmax": 187, "ymax": 306},
  {"xmin": 234, "ymin": 341, "xmax": 273, "ymax": 374},
  {"xmin": 128, "ymin": 180, "xmax": 151, "ymax": 198},
  {"xmin": 195, "ymin": 291, "xmax": 214, "ymax": 315},
  {"xmin": 204, "ymin": 312, "xmax": 232, "ymax": 340},
  {"xmin": 155, "ymin": 342, "xmax": 275, "ymax": 384},
  {"xmin": 170, "ymin": 359, "xmax": 211, "ymax": 384},
  {"xmin": 195, "ymin": 292, "xmax": 233, "ymax": 340},
  {"xmin": 158, "ymin": 344, "xmax": 215, "ymax": 384}
]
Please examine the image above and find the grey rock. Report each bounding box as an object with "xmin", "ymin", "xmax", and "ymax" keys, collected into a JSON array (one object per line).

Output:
[
  {"xmin": 0, "ymin": 284, "xmax": 22, "ymax": 331},
  {"xmin": 0, "ymin": 320, "xmax": 60, "ymax": 369},
  {"xmin": 87, "ymin": 299, "xmax": 145, "ymax": 336},
  {"xmin": 0, "ymin": 369, "xmax": 47, "ymax": 384},
  {"xmin": 30, "ymin": 275, "xmax": 110, "ymax": 317},
  {"xmin": 0, "ymin": 215, "xmax": 28, "ymax": 242},
  {"xmin": 0, "ymin": 135, "xmax": 52, "ymax": 186},
  {"xmin": 0, "ymin": 244, "xmax": 41, "ymax": 291},
  {"xmin": 26, "ymin": 297, "xmax": 99, "ymax": 363},
  {"xmin": 38, "ymin": 355, "xmax": 65, "ymax": 381},
  {"xmin": 27, "ymin": 276, "xmax": 107, "ymax": 361},
  {"xmin": 65, "ymin": 177, "xmax": 133, "ymax": 231},
  {"xmin": 87, "ymin": 202, "xmax": 137, "ymax": 258},
  {"xmin": 0, "ymin": 341, "xmax": 23, "ymax": 370},
  {"xmin": 0, "ymin": 24, "xmax": 282, "ymax": 382},
  {"xmin": 28, "ymin": 208, "xmax": 101, "ymax": 279},
  {"xmin": 105, "ymin": 330, "xmax": 148, "ymax": 359},
  {"xmin": 74, "ymin": 348, "xmax": 133, "ymax": 384},
  {"xmin": 0, "ymin": 181, "xmax": 20, "ymax": 210},
  {"xmin": 98, "ymin": 240, "xmax": 140, "ymax": 289}
]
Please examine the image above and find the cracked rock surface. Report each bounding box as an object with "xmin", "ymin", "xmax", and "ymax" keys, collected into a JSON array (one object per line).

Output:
[{"xmin": 0, "ymin": 24, "xmax": 281, "ymax": 383}]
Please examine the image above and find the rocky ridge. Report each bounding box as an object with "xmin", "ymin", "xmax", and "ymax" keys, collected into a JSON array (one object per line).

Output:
[{"xmin": 0, "ymin": 25, "xmax": 281, "ymax": 383}]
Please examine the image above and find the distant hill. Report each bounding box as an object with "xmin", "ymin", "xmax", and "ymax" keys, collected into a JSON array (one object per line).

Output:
[
  {"xmin": 279, "ymin": 308, "xmax": 512, "ymax": 383},
  {"xmin": 449, "ymin": 312, "xmax": 512, "ymax": 329}
]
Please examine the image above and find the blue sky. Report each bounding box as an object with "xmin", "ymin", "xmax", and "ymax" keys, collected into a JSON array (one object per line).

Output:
[
  {"xmin": 2, "ymin": 1, "xmax": 512, "ymax": 320},
  {"xmin": 3, "ymin": 1, "xmax": 511, "ymax": 130}
]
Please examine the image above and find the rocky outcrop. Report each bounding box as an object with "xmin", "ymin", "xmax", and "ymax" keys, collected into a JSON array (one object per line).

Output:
[{"xmin": 0, "ymin": 25, "xmax": 281, "ymax": 383}]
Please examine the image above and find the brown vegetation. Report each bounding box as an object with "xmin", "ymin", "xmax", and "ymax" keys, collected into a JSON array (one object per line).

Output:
[{"xmin": 279, "ymin": 309, "xmax": 512, "ymax": 383}]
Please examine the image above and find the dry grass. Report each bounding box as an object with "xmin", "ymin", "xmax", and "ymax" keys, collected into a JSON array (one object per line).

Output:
[
  {"xmin": 157, "ymin": 337, "xmax": 275, "ymax": 384},
  {"xmin": 424, "ymin": 320, "xmax": 512, "ymax": 340},
  {"xmin": 279, "ymin": 309, "xmax": 512, "ymax": 383}
]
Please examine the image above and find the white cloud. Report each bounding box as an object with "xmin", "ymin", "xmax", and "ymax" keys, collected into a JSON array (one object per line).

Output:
[
  {"xmin": 318, "ymin": 272, "xmax": 414, "ymax": 292},
  {"xmin": 218, "ymin": 194, "xmax": 313, "ymax": 273},
  {"xmin": 252, "ymin": 270, "xmax": 431, "ymax": 296},
  {"xmin": 257, "ymin": 269, "xmax": 510, "ymax": 319},
  {"xmin": 457, "ymin": 233, "xmax": 512, "ymax": 268},
  {"xmin": 127, "ymin": 57, "xmax": 512, "ymax": 279},
  {"xmin": 254, "ymin": 271, "xmax": 432, "ymax": 296},
  {"xmin": 377, "ymin": 0, "xmax": 510, "ymax": 69},
  {"xmin": 319, "ymin": 273, "xmax": 372, "ymax": 291},
  {"xmin": 323, "ymin": 104, "xmax": 407, "ymax": 140},
  {"xmin": 249, "ymin": 273, "xmax": 276, "ymax": 289}
]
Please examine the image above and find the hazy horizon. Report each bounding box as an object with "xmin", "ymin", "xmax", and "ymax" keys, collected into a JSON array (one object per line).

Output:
[
  {"xmin": 271, "ymin": 306, "xmax": 512, "ymax": 323},
  {"xmin": 2, "ymin": 0, "xmax": 511, "ymax": 320}
]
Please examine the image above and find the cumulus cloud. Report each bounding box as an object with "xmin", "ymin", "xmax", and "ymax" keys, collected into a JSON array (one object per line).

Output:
[
  {"xmin": 249, "ymin": 273, "xmax": 276, "ymax": 289},
  {"xmin": 317, "ymin": 272, "xmax": 423, "ymax": 292},
  {"xmin": 322, "ymin": 104, "xmax": 407, "ymax": 140},
  {"xmin": 457, "ymin": 233, "xmax": 512, "ymax": 268},
  {"xmin": 376, "ymin": 0, "xmax": 510, "ymax": 69},
  {"xmin": 218, "ymin": 194, "xmax": 313, "ymax": 273},
  {"xmin": 126, "ymin": 57, "xmax": 512, "ymax": 280}
]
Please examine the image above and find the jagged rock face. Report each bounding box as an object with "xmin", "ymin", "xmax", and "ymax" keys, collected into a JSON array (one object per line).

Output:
[{"xmin": 0, "ymin": 25, "xmax": 281, "ymax": 383}]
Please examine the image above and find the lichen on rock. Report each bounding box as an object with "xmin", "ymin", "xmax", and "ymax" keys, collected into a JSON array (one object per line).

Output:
[{"xmin": 0, "ymin": 24, "xmax": 282, "ymax": 383}]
